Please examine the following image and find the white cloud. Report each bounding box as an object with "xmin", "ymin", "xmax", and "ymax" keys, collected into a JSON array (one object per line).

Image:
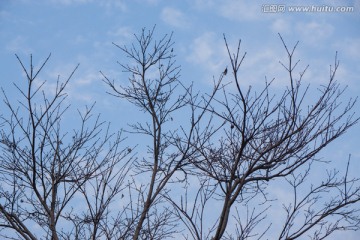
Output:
[
  {"xmin": 49, "ymin": 0, "xmax": 126, "ymax": 10},
  {"xmin": 141, "ymin": 0, "xmax": 161, "ymax": 5},
  {"xmin": 99, "ymin": 0, "xmax": 126, "ymax": 11},
  {"xmin": 0, "ymin": 10, "xmax": 11, "ymax": 19},
  {"xmin": 296, "ymin": 21, "xmax": 334, "ymax": 45},
  {"xmin": 72, "ymin": 35, "xmax": 87, "ymax": 44},
  {"xmin": 108, "ymin": 26, "xmax": 133, "ymax": 40},
  {"xmin": 271, "ymin": 18, "xmax": 291, "ymax": 34},
  {"xmin": 192, "ymin": 0, "xmax": 216, "ymax": 10},
  {"xmin": 241, "ymin": 48, "xmax": 288, "ymax": 87},
  {"xmin": 192, "ymin": 0, "xmax": 271, "ymax": 23},
  {"xmin": 186, "ymin": 32, "xmax": 227, "ymax": 76},
  {"xmin": 218, "ymin": 0, "xmax": 263, "ymax": 21},
  {"xmin": 161, "ymin": 7, "xmax": 189, "ymax": 28},
  {"xmin": 187, "ymin": 32, "xmax": 214, "ymax": 64},
  {"xmin": 334, "ymin": 37, "xmax": 360, "ymax": 60},
  {"xmin": 6, "ymin": 36, "xmax": 33, "ymax": 54},
  {"xmin": 33, "ymin": 60, "xmax": 93, "ymax": 104},
  {"xmin": 50, "ymin": 0, "xmax": 93, "ymax": 5},
  {"xmin": 75, "ymin": 71, "xmax": 100, "ymax": 86}
]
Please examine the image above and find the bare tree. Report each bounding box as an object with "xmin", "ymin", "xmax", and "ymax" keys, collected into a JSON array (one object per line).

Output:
[
  {"xmin": 1, "ymin": 27, "xmax": 359, "ymax": 240},
  {"xmin": 166, "ymin": 35, "xmax": 360, "ymax": 239},
  {"xmin": 102, "ymin": 25, "xmax": 231, "ymax": 239},
  {"xmin": 0, "ymin": 54, "xmax": 131, "ymax": 239},
  {"xmin": 103, "ymin": 26, "xmax": 186, "ymax": 240}
]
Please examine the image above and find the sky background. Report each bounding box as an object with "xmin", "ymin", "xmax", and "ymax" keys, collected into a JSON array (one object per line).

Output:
[{"xmin": 1, "ymin": 0, "xmax": 360, "ymax": 239}]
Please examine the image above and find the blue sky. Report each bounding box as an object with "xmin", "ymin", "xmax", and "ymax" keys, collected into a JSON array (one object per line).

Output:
[
  {"xmin": 1, "ymin": 0, "xmax": 360, "ymax": 239},
  {"xmin": 1, "ymin": 0, "xmax": 359, "ymax": 110}
]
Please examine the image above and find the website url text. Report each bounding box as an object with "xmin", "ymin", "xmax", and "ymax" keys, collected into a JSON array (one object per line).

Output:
[{"xmin": 262, "ymin": 5, "xmax": 354, "ymax": 13}]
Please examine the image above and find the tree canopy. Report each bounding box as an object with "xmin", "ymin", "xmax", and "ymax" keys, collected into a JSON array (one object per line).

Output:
[{"xmin": 1, "ymin": 27, "xmax": 359, "ymax": 240}]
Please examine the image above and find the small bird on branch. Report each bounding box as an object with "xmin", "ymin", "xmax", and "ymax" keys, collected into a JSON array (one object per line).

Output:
[{"xmin": 223, "ymin": 67, "xmax": 228, "ymax": 76}]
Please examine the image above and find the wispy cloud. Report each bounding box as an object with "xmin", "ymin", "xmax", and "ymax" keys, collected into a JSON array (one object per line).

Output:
[
  {"xmin": 49, "ymin": 0, "xmax": 93, "ymax": 5},
  {"xmin": 140, "ymin": 0, "xmax": 161, "ymax": 5},
  {"xmin": 75, "ymin": 71, "xmax": 100, "ymax": 86},
  {"xmin": 99, "ymin": 0, "xmax": 126, "ymax": 11},
  {"xmin": 186, "ymin": 32, "xmax": 227, "ymax": 78},
  {"xmin": 218, "ymin": 0, "xmax": 264, "ymax": 21},
  {"xmin": 296, "ymin": 21, "xmax": 334, "ymax": 45},
  {"xmin": 161, "ymin": 7, "xmax": 189, "ymax": 28},
  {"xmin": 193, "ymin": 0, "xmax": 262, "ymax": 21},
  {"xmin": 107, "ymin": 26, "xmax": 133, "ymax": 43},
  {"xmin": 192, "ymin": 0, "xmax": 216, "ymax": 10},
  {"xmin": 0, "ymin": 10, "xmax": 11, "ymax": 20},
  {"xmin": 334, "ymin": 37, "xmax": 360, "ymax": 60},
  {"xmin": 271, "ymin": 18, "xmax": 292, "ymax": 34},
  {"xmin": 6, "ymin": 36, "xmax": 33, "ymax": 54},
  {"xmin": 240, "ymin": 48, "xmax": 287, "ymax": 87},
  {"xmin": 48, "ymin": 0, "xmax": 127, "ymax": 10}
]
